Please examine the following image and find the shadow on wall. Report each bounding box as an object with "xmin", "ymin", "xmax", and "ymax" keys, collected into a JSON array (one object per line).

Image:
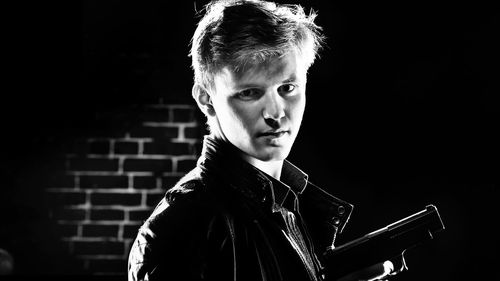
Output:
[
  {"xmin": 0, "ymin": 248, "xmax": 14, "ymax": 275},
  {"xmin": 0, "ymin": 197, "xmax": 85, "ymax": 276},
  {"xmin": 0, "ymin": 100, "xmax": 205, "ymax": 279}
]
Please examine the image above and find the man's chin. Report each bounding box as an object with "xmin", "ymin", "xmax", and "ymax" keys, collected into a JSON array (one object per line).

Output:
[{"xmin": 257, "ymin": 147, "xmax": 290, "ymax": 162}]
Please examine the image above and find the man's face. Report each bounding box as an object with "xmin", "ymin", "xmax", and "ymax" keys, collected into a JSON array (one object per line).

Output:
[{"xmin": 210, "ymin": 51, "xmax": 308, "ymax": 163}]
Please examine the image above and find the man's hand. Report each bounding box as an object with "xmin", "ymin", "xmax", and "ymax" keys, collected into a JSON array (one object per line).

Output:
[{"xmin": 336, "ymin": 260, "xmax": 394, "ymax": 281}]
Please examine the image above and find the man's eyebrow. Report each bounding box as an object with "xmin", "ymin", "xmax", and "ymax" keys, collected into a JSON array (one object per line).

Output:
[
  {"xmin": 233, "ymin": 83, "xmax": 260, "ymax": 91},
  {"xmin": 232, "ymin": 74, "xmax": 299, "ymax": 90},
  {"xmin": 282, "ymin": 77, "xmax": 297, "ymax": 83}
]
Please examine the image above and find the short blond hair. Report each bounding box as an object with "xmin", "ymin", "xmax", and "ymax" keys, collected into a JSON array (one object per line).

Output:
[{"xmin": 190, "ymin": 0, "xmax": 325, "ymax": 90}]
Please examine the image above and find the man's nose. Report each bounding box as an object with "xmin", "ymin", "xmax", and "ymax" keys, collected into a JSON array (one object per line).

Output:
[{"xmin": 262, "ymin": 92, "xmax": 285, "ymax": 123}]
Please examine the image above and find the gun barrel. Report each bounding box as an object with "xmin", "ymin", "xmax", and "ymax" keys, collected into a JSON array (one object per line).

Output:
[{"xmin": 387, "ymin": 205, "xmax": 445, "ymax": 238}]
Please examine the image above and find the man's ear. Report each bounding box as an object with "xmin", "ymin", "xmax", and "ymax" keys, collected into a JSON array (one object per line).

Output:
[{"xmin": 192, "ymin": 84, "xmax": 216, "ymax": 117}]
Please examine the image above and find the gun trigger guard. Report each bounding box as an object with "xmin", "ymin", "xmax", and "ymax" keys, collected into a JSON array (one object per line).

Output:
[{"xmin": 389, "ymin": 251, "xmax": 408, "ymax": 276}]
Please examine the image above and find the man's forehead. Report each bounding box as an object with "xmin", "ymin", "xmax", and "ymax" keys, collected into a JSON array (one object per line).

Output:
[{"xmin": 216, "ymin": 52, "xmax": 306, "ymax": 86}]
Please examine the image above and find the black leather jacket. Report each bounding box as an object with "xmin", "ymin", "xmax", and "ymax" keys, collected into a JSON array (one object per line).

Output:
[{"xmin": 128, "ymin": 136, "xmax": 353, "ymax": 281}]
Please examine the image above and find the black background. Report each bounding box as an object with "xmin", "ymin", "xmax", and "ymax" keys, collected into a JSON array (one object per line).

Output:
[{"xmin": 3, "ymin": 0, "xmax": 498, "ymax": 280}]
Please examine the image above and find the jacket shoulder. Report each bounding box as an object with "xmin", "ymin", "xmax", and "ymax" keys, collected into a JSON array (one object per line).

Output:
[
  {"xmin": 128, "ymin": 169, "xmax": 230, "ymax": 280},
  {"xmin": 148, "ymin": 170, "xmax": 213, "ymax": 234},
  {"xmin": 164, "ymin": 168, "xmax": 206, "ymax": 205}
]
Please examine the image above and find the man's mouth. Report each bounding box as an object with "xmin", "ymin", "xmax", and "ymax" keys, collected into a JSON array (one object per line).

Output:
[{"xmin": 257, "ymin": 130, "xmax": 289, "ymax": 138}]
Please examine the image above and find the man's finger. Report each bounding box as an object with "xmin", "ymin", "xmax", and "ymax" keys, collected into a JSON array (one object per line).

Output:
[{"xmin": 337, "ymin": 260, "xmax": 394, "ymax": 281}]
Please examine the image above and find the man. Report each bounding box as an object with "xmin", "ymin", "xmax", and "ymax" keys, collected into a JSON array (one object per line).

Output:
[{"xmin": 128, "ymin": 1, "xmax": 390, "ymax": 280}]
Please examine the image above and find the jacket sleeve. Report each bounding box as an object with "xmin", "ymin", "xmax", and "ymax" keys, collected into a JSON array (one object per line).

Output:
[
  {"xmin": 127, "ymin": 196, "xmax": 199, "ymax": 281},
  {"xmin": 127, "ymin": 187, "xmax": 234, "ymax": 281},
  {"xmin": 128, "ymin": 224, "xmax": 157, "ymax": 281}
]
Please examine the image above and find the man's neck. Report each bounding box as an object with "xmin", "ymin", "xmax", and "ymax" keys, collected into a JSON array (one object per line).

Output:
[
  {"xmin": 211, "ymin": 134, "xmax": 285, "ymax": 180},
  {"xmin": 242, "ymin": 155, "xmax": 283, "ymax": 180}
]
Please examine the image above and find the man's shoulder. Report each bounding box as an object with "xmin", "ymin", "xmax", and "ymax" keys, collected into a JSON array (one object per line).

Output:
[
  {"xmin": 165, "ymin": 172, "xmax": 206, "ymax": 205},
  {"xmin": 128, "ymin": 171, "xmax": 232, "ymax": 281},
  {"xmin": 139, "ymin": 168, "xmax": 221, "ymax": 235}
]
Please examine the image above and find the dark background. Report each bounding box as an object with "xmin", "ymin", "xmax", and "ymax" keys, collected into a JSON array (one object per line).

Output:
[{"xmin": 3, "ymin": 0, "xmax": 498, "ymax": 280}]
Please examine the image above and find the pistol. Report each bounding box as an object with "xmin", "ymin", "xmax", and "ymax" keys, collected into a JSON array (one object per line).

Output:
[{"xmin": 323, "ymin": 204, "xmax": 445, "ymax": 280}]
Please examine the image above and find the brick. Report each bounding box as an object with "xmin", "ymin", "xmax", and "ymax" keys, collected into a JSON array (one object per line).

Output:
[
  {"xmin": 146, "ymin": 193, "xmax": 164, "ymax": 207},
  {"xmin": 80, "ymin": 117, "xmax": 128, "ymax": 138},
  {"xmin": 143, "ymin": 141, "xmax": 191, "ymax": 155},
  {"xmin": 47, "ymin": 174, "xmax": 75, "ymax": 188},
  {"xmin": 123, "ymin": 158, "xmax": 172, "ymax": 173},
  {"xmin": 80, "ymin": 175, "xmax": 128, "ymax": 189},
  {"xmin": 73, "ymin": 240, "xmax": 124, "ymax": 255},
  {"xmin": 90, "ymin": 209, "xmax": 124, "ymax": 221},
  {"xmin": 184, "ymin": 126, "xmax": 205, "ymax": 139},
  {"xmin": 87, "ymin": 258, "xmax": 127, "ymax": 274},
  {"xmin": 161, "ymin": 175, "xmax": 181, "ymax": 188},
  {"xmin": 55, "ymin": 223, "xmax": 79, "ymax": 237},
  {"xmin": 129, "ymin": 125, "xmax": 178, "ymax": 139},
  {"xmin": 68, "ymin": 138, "xmax": 89, "ymax": 155},
  {"xmin": 91, "ymin": 192, "xmax": 142, "ymax": 206},
  {"xmin": 114, "ymin": 141, "xmax": 139, "ymax": 155},
  {"xmin": 190, "ymin": 141, "xmax": 203, "ymax": 156},
  {"xmin": 133, "ymin": 176, "xmax": 157, "ymax": 189},
  {"xmin": 88, "ymin": 140, "xmax": 111, "ymax": 154},
  {"xmin": 38, "ymin": 156, "xmax": 67, "ymax": 177},
  {"xmin": 45, "ymin": 191, "xmax": 86, "ymax": 205},
  {"xmin": 51, "ymin": 208, "xmax": 87, "ymax": 221},
  {"xmin": 177, "ymin": 159, "xmax": 197, "ymax": 173},
  {"xmin": 69, "ymin": 158, "xmax": 119, "ymax": 172},
  {"xmin": 123, "ymin": 223, "xmax": 143, "ymax": 239},
  {"xmin": 129, "ymin": 210, "xmax": 152, "ymax": 222},
  {"xmin": 172, "ymin": 107, "xmax": 195, "ymax": 122},
  {"xmin": 91, "ymin": 128, "xmax": 128, "ymax": 138},
  {"xmin": 82, "ymin": 224, "xmax": 119, "ymax": 238},
  {"xmin": 138, "ymin": 107, "xmax": 170, "ymax": 122}
]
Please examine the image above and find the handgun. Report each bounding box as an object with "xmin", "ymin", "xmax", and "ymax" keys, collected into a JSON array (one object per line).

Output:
[{"xmin": 323, "ymin": 204, "xmax": 445, "ymax": 280}]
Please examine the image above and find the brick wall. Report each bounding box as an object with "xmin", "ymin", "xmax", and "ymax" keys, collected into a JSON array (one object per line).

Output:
[{"xmin": 43, "ymin": 102, "xmax": 204, "ymax": 276}]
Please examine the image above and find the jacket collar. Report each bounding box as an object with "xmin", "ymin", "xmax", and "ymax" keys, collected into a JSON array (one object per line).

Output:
[{"xmin": 198, "ymin": 135, "xmax": 308, "ymax": 212}]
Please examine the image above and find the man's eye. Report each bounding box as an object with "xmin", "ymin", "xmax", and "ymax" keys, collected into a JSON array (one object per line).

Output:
[
  {"xmin": 236, "ymin": 89, "xmax": 260, "ymax": 99},
  {"xmin": 278, "ymin": 84, "xmax": 296, "ymax": 94}
]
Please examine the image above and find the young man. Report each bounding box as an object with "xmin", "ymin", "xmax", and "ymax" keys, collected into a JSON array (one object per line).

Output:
[{"xmin": 128, "ymin": 1, "xmax": 388, "ymax": 280}]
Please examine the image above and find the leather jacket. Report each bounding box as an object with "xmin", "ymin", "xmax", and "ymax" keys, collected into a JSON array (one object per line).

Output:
[{"xmin": 128, "ymin": 136, "xmax": 353, "ymax": 281}]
